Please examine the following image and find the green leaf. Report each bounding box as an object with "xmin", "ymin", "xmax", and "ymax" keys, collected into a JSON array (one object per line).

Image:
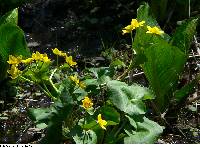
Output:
[
  {"xmin": 24, "ymin": 62, "xmax": 51, "ymax": 83},
  {"xmin": 133, "ymin": 53, "xmax": 147, "ymax": 66},
  {"xmin": 125, "ymin": 115, "xmax": 137, "ymax": 129},
  {"xmin": 97, "ymin": 105, "xmax": 120, "ymax": 125},
  {"xmin": 83, "ymin": 78, "xmax": 99, "ymax": 93},
  {"xmin": 0, "ymin": 8, "xmax": 18, "ymax": 25},
  {"xmin": 110, "ymin": 59, "xmax": 126, "ymax": 69},
  {"xmin": 124, "ymin": 116, "xmax": 163, "ymax": 144},
  {"xmin": 73, "ymin": 88, "xmax": 87, "ymax": 101},
  {"xmin": 36, "ymin": 123, "xmax": 48, "ymax": 129},
  {"xmin": 39, "ymin": 102, "xmax": 73, "ymax": 144},
  {"xmin": 71, "ymin": 126, "xmax": 97, "ymax": 144},
  {"xmin": 87, "ymin": 68, "xmax": 112, "ymax": 85},
  {"xmin": 28, "ymin": 107, "xmax": 56, "ymax": 123},
  {"xmin": 136, "ymin": 3, "xmax": 158, "ymax": 26},
  {"xmin": 59, "ymin": 79, "xmax": 74, "ymax": 104},
  {"xmin": 0, "ymin": 23, "xmax": 30, "ymax": 82},
  {"xmin": 79, "ymin": 116, "xmax": 98, "ymax": 130},
  {"xmin": 107, "ymin": 80, "xmax": 154, "ymax": 115},
  {"xmin": 170, "ymin": 18, "xmax": 198, "ymax": 53},
  {"xmin": 88, "ymin": 67, "xmax": 113, "ymax": 79},
  {"xmin": 133, "ymin": 3, "xmax": 170, "ymax": 53},
  {"xmin": 142, "ymin": 39, "xmax": 186, "ymax": 110},
  {"xmin": 83, "ymin": 79, "xmax": 98, "ymax": 86},
  {"xmin": 174, "ymin": 75, "xmax": 200, "ymax": 103},
  {"xmin": 29, "ymin": 96, "xmax": 73, "ymax": 144}
]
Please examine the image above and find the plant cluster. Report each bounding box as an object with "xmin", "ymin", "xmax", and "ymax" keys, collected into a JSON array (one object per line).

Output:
[
  {"xmin": 0, "ymin": 1, "xmax": 199, "ymax": 144},
  {"xmin": 120, "ymin": 3, "xmax": 199, "ymax": 113},
  {"xmin": 6, "ymin": 45, "xmax": 163, "ymax": 143}
]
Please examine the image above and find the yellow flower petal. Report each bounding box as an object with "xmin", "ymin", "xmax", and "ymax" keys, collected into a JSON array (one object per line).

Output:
[
  {"xmin": 32, "ymin": 51, "xmax": 43, "ymax": 61},
  {"xmin": 146, "ymin": 26, "xmax": 164, "ymax": 35},
  {"xmin": 82, "ymin": 96, "xmax": 93, "ymax": 110},
  {"xmin": 122, "ymin": 24, "xmax": 134, "ymax": 35},
  {"xmin": 79, "ymin": 81, "xmax": 86, "ymax": 89},
  {"xmin": 131, "ymin": 19, "xmax": 140, "ymax": 28},
  {"xmin": 21, "ymin": 58, "xmax": 34, "ymax": 64},
  {"xmin": 7, "ymin": 65, "xmax": 22, "ymax": 79},
  {"xmin": 52, "ymin": 48, "xmax": 67, "ymax": 57},
  {"xmin": 32, "ymin": 52, "xmax": 51, "ymax": 63},
  {"xmin": 42, "ymin": 53, "xmax": 51, "ymax": 63},
  {"xmin": 52, "ymin": 48, "xmax": 62, "ymax": 56},
  {"xmin": 131, "ymin": 19, "xmax": 145, "ymax": 27},
  {"xmin": 69, "ymin": 75, "xmax": 79, "ymax": 85},
  {"xmin": 97, "ymin": 114, "xmax": 107, "ymax": 130},
  {"xmin": 122, "ymin": 19, "xmax": 145, "ymax": 35},
  {"xmin": 7, "ymin": 55, "xmax": 22, "ymax": 65},
  {"xmin": 138, "ymin": 21, "xmax": 145, "ymax": 26},
  {"xmin": 65, "ymin": 56, "xmax": 77, "ymax": 67},
  {"xmin": 61, "ymin": 52, "xmax": 67, "ymax": 57}
]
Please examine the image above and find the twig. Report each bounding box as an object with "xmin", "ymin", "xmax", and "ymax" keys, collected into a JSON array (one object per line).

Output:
[{"xmin": 132, "ymin": 72, "xmax": 144, "ymax": 77}]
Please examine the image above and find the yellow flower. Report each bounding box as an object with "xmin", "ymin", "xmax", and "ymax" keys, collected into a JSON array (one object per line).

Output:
[
  {"xmin": 32, "ymin": 52, "xmax": 51, "ymax": 63},
  {"xmin": 79, "ymin": 81, "xmax": 86, "ymax": 89},
  {"xmin": 69, "ymin": 75, "xmax": 79, "ymax": 85},
  {"xmin": 42, "ymin": 53, "xmax": 51, "ymax": 63},
  {"xmin": 65, "ymin": 56, "xmax": 77, "ymax": 67},
  {"xmin": 122, "ymin": 25, "xmax": 134, "ymax": 35},
  {"xmin": 52, "ymin": 48, "xmax": 62, "ymax": 56},
  {"xmin": 52, "ymin": 48, "xmax": 67, "ymax": 57},
  {"xmin": 61, "ymin": 52, "xmax": 67, "ymax": 57},
  {"xmin": 97, "ymin": 114, "xmax": 107, "ymax": 130},
  {"xmin": 7, "ymin": 55, "xmax": 22, "ymax": 65},
  {"xmin": 7, "ymin": 65, "xmax": 22, "ymax": 79},
  {"xmin": 82, "ymin": 96, "xmax": 93, "ymax": 110},
  {"xmin": 146, "ymin": 26, "xmax": 164, "ymax": 35},
  {"xmin": 131, "ymin": 19, "xmax": 145, "ymax": 28},
  {"xmin": 21, "ymin": 58, "xmax": 34, "ymax": 64},
  {"xmin": 32, "ymin": 51, "xmax": 43, "ymax": 61},
  {"xmin": 122, "ymin": 19, "xmax": 145, "ymax": 35}
]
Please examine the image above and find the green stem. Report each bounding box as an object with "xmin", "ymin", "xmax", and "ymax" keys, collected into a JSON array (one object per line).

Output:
[
  {"xmin": 49, "ymin": 68, "xmax": 59, "ymax": 94},
  {"xmin": 57, "ymin": 55, "xmax": 59, "ymax": 67},
  {"xmin": 117, "ymin": 31, "xmax": 135, "ymax": 80},
  {"xmin": 131, "ymin": 31, "xmax": 134, "ymax": 50},
  {"xmin": 117, "ymin": 58, "xmax": 134, "ymax": 81},
  {"xmin": 41, "ymin": 81, "xmax": 57, "ymax": 101},
  {"xmin": 19, "ymin": 76, "xmax": 34, "ymax": 83},
  {"xmin": 20, "ymin": 76, "xmax": 57, "ymax": 101},
  {"xmin": 38, "ymin": 84, "xmax": 55, "ymax": 99},
  {"xmin": 38, "ymin": 61, "xmax": 44, "ymax": 70},
  {"xmin": 114, "ymin": 120, "xmax": 127, "ymax": 137},
  {"xmin": 83, "ymin": 115, "xmax": 86, "ymax": 144}
]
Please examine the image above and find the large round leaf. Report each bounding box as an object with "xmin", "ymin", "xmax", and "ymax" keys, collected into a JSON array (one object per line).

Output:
[
  {"xmin": 124, "ymin": 116, "xmax": 163, "ymax": 144},
  {"xmin": 107, "ymin": 80, "xmax": 154, "ymax": 115}
]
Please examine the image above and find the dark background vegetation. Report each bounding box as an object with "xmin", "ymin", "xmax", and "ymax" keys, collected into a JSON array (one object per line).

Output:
[{"xmin": 1, "ymin": 0, "xmax": 200, "ymax": 56}]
